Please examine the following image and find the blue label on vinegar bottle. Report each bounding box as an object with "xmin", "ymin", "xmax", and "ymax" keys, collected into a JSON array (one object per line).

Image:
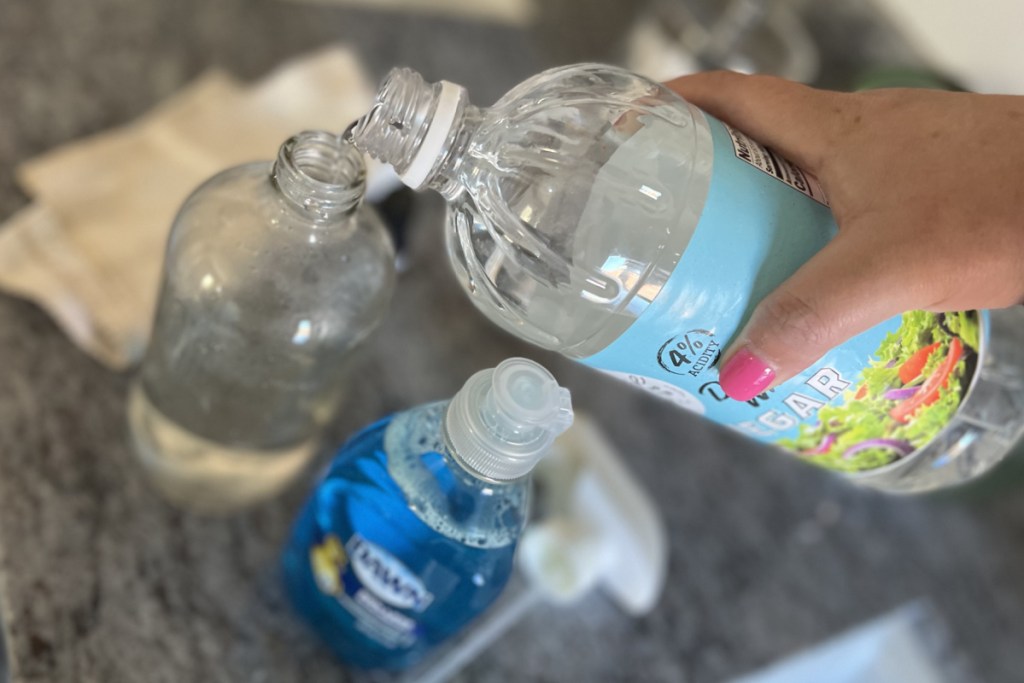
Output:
[{"xmin": 582, "ymin": 115, "xmax": 984, "ymax": 473}]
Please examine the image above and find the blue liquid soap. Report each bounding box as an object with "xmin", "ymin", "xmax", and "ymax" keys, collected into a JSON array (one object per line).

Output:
[{"xmin": 282, "ymin": 358, "xmax": 573, "ymax": 670}]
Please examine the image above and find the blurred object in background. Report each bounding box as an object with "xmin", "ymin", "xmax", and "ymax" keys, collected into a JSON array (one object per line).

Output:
[
  {"xmin": 278, "ymin": 0, "xmax": 535, "ymax": 26},
  {"xmin": 527, "ymin": 0, "xmax": 648, "ymax": 67},
  {"xmin": 852, "ymin": 65, "xmax": 962, "ymax": 92},
  {"xmin": 0, "ymin": 47, "xmax": 407, "ymax": 370},
  {"xmin": 625, "ymin": 0, "xmax": 819, "ymax": 83},
  {"xmin": 727, "ymin": 601, "xmax": 976, "ymax": 683},
  {"xmin": 520, "ymin": 414, "xmax": 668, "ymax": 614},
  {"xmin": 873, "ymin": 0, "xmax": 1024, "ymax": 94},
  {"xmin": 372, "ymin": 184, "xmax": 416, "ymax": 273}
]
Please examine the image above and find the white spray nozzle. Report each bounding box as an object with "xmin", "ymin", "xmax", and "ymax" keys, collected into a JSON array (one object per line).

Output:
[{"xmin": 446, "ymin": 357, "xmax": 573, "ymax": 482}]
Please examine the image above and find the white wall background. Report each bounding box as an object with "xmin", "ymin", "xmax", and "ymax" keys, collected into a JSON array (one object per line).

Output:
[{"xmin": 875, "ymin": 0, "xmax": 1024, "ymax": 94}]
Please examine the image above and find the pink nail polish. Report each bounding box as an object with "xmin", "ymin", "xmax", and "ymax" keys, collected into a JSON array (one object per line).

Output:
[{"xmin": 719, "ymin": 348, "xmax": 775, "ymax": 401}]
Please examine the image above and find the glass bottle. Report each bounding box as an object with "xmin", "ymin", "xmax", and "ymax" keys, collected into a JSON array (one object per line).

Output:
[
  {"xmin": 349, "ymin": 64, "xmax": 1022, "ymax": 492},
  {"xmin": 282, "ymin": 357, "xmax": 573, "ymax": 670},
  {"xmin": 128, "ymin": 131, "xmax": 395, "ymax": 513}
]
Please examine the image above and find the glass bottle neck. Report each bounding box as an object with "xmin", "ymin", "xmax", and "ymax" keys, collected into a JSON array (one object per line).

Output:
[
  {"xmin": 351, "ymin": 68, "xmax": 479, "ymax": 198},
  {"xmin": 272, "ymin": 130, "xmax": 365, "ymax": 220}
]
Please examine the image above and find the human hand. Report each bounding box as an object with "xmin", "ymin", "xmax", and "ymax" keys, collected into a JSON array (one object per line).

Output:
[{"xmin": 664, "ymin": 71, "xmax": 1024, "ymax": 401}]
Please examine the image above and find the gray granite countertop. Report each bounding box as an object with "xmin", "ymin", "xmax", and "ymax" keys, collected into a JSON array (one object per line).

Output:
[{"xmin": 3, "ymin": 1, "xmax": 1024, "ymax": 682}]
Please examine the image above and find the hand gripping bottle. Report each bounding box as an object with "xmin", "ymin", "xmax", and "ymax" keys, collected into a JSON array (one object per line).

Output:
[
  {"xmin": 282, "ymin": 358, "xmax": 573, "ymax": 669},
  {"xmin": 349, "ymin": 64, "xmax": 1024, "ymax": 492}
]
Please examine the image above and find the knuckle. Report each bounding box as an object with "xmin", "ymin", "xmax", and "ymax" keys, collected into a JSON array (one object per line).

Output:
[
  {"xmin": 822, "ymin": 92, "xmax": 861, "ymax": 138},
  {"xmin": 753, "ymin": 289, "xmax": 833, "ymax": 352}
]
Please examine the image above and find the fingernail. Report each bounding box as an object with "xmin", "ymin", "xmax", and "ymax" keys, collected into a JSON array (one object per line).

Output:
[{"xmin": 719, "ymin": 347, "xmax": 775, "ymax": 401}]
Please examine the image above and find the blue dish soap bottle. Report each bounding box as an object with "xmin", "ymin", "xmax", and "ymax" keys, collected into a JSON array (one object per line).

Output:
[{"xmin": 282, "ymin": 357, "xmax": 573, "ymax": 670}]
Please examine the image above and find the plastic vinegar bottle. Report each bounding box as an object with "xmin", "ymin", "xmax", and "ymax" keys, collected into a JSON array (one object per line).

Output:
[{"xmin": 349, "ymin": 65, "xmax": 1024, "ymax": 492}]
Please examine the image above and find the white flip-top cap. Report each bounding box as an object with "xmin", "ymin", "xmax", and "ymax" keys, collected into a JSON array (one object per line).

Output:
[{"xmin": 445, "ymin": 358, "xmax": 573, "ymax": 482}]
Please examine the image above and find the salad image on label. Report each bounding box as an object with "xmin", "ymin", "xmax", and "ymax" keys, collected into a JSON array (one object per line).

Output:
[{"xmin": 782, "ymin": 311, "xmax": 980, "ymax": 472}]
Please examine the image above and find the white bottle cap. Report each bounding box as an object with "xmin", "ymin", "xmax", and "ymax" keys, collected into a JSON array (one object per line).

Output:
[
  {"xmin": 399, "ymin": 80, "xmax": 465, "ymax": 190},
  {"xmin": 445, "ymin": 358, "xmax": 574, "ymax": 482}
]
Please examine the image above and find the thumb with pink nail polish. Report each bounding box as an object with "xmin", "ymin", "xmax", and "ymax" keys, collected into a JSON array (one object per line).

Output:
[
  {"xmin": 718, "ymin": 347, "xmax": 775, "ymax": 402},
  {"xmin": 715, "ymin": 235, "xmax": 910, "ymax": 402}
]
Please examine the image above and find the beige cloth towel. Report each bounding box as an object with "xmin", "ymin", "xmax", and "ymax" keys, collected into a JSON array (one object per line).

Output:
[{"xmin": 0, "ymin": 46, "xmax": 379, "ymax": 369}]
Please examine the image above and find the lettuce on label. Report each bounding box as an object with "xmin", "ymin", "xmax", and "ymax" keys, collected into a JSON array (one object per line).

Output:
[{"xmin": 781, "ymin": 311, "xmax": 980, "ymax": 472}]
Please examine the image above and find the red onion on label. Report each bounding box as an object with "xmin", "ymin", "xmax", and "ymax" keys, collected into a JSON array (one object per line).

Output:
[
  {"xmin": 803, "ymin": 432, "xmax": 838, "ymax": 455},
  {"xmin": 883, "ymin": 386, "xmax": 920, "ymax": 401},
  {"xmin": 843, "ymin": 439, "xmax": 915, "ymax": 460}
]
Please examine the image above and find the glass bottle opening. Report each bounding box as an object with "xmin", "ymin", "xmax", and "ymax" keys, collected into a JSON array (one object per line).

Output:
[{"xmin": 273, "ymin": 130, "xmax": 366, "ymax": 218}]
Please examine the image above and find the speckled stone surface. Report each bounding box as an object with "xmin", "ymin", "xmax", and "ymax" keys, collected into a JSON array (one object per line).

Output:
[{"xmin": 3, "ymin": 2, "xmax": 1024, "ymax": 682}]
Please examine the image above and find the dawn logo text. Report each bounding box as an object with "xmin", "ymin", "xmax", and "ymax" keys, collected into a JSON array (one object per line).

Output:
[{"xmin": 347, "ymin": 535, "xmax": 434, "ymax": 612}]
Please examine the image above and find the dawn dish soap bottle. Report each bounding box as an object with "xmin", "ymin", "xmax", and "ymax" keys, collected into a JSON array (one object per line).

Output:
[
  {"xmin": 348, "ymin": 64, "xmax": 1024, "ymax": 493},
  {"xmin": 282, "ymin": 357, "xmax": 573, "ymax": 670}
]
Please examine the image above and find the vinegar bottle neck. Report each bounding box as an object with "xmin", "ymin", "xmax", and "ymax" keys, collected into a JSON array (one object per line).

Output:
[{"xmin": 350, "ymin": 68, "xmax": 479, "ymax": 198}]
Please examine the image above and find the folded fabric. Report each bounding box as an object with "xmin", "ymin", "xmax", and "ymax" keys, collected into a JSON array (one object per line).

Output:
[{"xmin": 0, "ymin": 46, "xmax": 377, "ymax": 369}]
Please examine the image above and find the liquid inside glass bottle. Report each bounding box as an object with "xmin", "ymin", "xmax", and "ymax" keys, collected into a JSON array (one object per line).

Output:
[{"xmin": 129, "ymin": 131, "xmax": 395, "ymax": 513}]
